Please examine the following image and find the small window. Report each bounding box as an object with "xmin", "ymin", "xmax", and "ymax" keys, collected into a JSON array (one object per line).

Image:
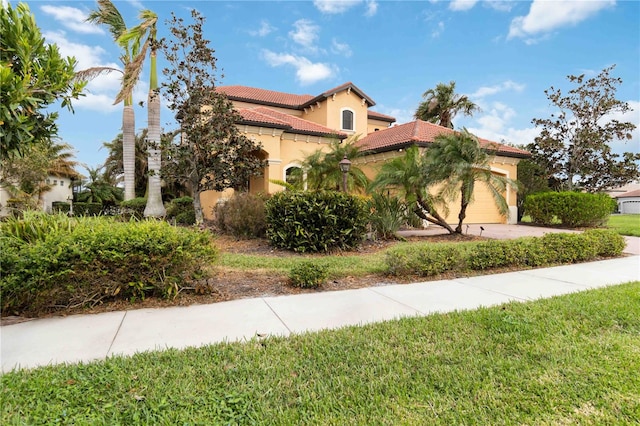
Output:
[
  {"xmin": 342, "ymin": 109, "xmax": 354, "ymax": 131},
  {"xmin": 60, "ymin": 180, "xmax": 64, "ymax": 186},
  {"xmin": 53, "ymin": 180, "xmax": 57, "ymax": 185}
]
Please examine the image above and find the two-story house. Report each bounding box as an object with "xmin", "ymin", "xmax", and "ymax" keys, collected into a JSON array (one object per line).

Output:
[{"xmin": 204, "ymin": 82, "xmax": 529, "ymax": 224}]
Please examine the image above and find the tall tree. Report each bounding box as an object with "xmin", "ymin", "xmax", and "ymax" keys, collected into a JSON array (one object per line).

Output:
[
  {"xmin": 85, "ymin": 0, "xmax": 138, "ymax": 201},
  {"xmin": 161, "ymin": 10, "xmax": 265, "ymax": 224},
  {"xmin": 102, "ymin": 130, "xmax": 148, "ymax": 197},
  {"xmin": 76, "ymin": 165, "xmax": 123, "ymax": 205},
  {"xmin": 368, "ymin": 145, "xmax": 454, "ymax": 233},
  {"xmin": 0, "ymin": 2, "xmax": 85, "ymax": 160},
  {"xmin": 414, "ymin": 81, "xmax": 479, "ymax": 129},
  {"xmin": 120, "ymin": 9, "xmax": 165, "ymax": 217},
  {"xmin": 530, "ymin": 65, "xmax": 639, "ymax": 192},
  {"xmin": 425, "ymin": 129, "xmax": 518, "ymax": 233}
]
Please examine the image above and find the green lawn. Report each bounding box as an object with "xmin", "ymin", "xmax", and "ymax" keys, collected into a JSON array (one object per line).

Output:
[
  {"xmin": 3, "ymin": 282, "xmax": 639, "ymax": 424},
  {"xmin": 607, "ymin": 214, "xmax": 640, "ymax": 237}
]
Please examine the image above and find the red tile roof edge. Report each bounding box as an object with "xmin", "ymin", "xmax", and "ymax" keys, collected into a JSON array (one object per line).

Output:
[
  {"xmin": 237, "ymin": 107, "xmax": 347, "ymax": 139},
  {"xmin": 367, "ymin": 110, "xmax": 396, "ymax": 122},
  {"xmin": 615, "ymin": 189, "xmax": 640, "ymax": 198}
]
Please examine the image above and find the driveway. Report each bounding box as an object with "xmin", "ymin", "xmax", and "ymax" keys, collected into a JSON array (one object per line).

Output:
[{"xmin": 398, "ymin": 223, "xmax": 640, "ymax": 255}]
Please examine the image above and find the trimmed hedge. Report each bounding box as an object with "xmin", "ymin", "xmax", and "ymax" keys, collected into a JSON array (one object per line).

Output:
[
  {"xmin": 265, "ymin": 191, "xmax": 368, "ymax": 253},
  {"xmin": 386, "ymin": 230, "xmax": 625, "ymax": 277},
  {"xmin": 119, "ymin": 197, "xmax": 147, "ymax": 220},
  {"xmin": 523, "ymin": 192, "xmax": 616, "ymax": 227},
  {"xmin": 0, "ymin": 213, "xmax": 217, "ymax": 316},
  {"xmin": 166, "ymin": 196, "xmax": 196, "ymax": 225}
]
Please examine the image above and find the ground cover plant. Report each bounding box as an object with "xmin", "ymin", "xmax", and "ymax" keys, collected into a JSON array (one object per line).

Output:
[{"xmin": 2, "ymin": 282, "xmax": 639, "ymax": 424}]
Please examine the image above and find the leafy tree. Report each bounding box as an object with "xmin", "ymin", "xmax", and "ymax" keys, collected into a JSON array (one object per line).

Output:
[
  {"xmin": 516, "ymin": 157, "xmax": 549, "ymax": 221},
  {"xmin": 120, "ymin": 8, "xmax": 164, "ymax": 217},
  {"xmin": 529, "ymin": 65, "xmax": 639, "ymax": 192},
  {"xmin": 300, "ymin": 137, "xmax": 369, "ymax": 192},
  {"xmin": 85, "ymin": 0, "xmax": 139, "ymax": 201},
  {"xmin": 0, "ymin": 2, "xmax": 85, "ymax": 160},
  {"xmin": 414, "ymin": 81, "xmax": 479, "ymax": 129},
  {"xmin": 160, "ymin": 10, "xmax": 265, "ymax": 224},
  {"xmin": 368, "ymin": 145, "xmax": 454, "ymax": 233},
  {"xmin": 425, "ymin": 129, "xmax": 519, "ymax": 233}
]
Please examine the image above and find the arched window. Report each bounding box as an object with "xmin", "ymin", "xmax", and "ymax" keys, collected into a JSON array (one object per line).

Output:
[{"xmin": 341, "ymin": 109, "xmax": 354, "ymax": 131}]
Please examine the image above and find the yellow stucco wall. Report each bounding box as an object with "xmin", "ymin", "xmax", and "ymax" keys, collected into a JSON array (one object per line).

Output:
[{"xmin": 367, "ymin": 119, "xmax": 393, "ymax": 134}]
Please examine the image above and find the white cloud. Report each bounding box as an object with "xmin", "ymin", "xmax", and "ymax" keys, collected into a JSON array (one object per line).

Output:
[
  {"xmin": 432, "ymin": 21, "xmax": 445, "ymax": 38},
  {"xmin": 43, "ymin": 30, "xmax": 107, "ymax": 70},
  {"xmin": 376, "ymin": 106, "xmax": 414, "ymax": 126},
  {"xmin": 125, "ymin": 0, "xmax": 145, "ymax": 9},
  {"xmin": 465, "ymin": 100, "xmax": 539, "ymax": 146},
  {"xmin": 470, "ymin": 80, "xmax": 525, "ymax": 99},
  {"xmin": 485, "ymin": 1, "xmax": 514, "ymax": 12},
  {"xmin": 449, "ymin": 0, "xmax": 478, "ymax": 11},
  {"xmin": 365, "ymin": 0, "xmax": 378, "ymax": 17},
  {"xmin": 289, "ymin": 19, "xmax": 320, "ymax": 51},
  {"xmin": 331, "ymin": 39, "xmax": 352, "ymax": 57},
  {"xmin": 40, "ymin": 5, "xmax": 104, "ymax": 35},
  {"xmin": 508, "ymin": 0, "xmax": 616, "ymax": 40},
  {"xmin": 314, "ymin": 0, "xmax": 362, "ymax": 14},
  {"xmin": 262, "ymin": 50, "xmax": 335, "ymax": 85},
  {"xmin": 249, "ymin": 20, "xmax": 276, "ymax": 37}
]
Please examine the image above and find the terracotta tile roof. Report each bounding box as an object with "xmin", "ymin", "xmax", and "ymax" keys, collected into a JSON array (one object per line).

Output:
[
  {"xmin": 615, "ymin": 189, "xmax": 640, "ymax": 198},
  {"xmin": 367, "ymin": 110, "xmax": 396, "ymax": 122},
  {"xmin": 356, "ymin": 120, "xmax": 531, "ymax": 158},
  {"xmin": 301, "ymin": 81, "xmax": 376, "ymax": 108},
  {"xmin": 237, "ymin": 107, "xmax": 347, "ymax": 139},
  {"xmin": 217, "ymin": 85, "xmax": 313, "ymax": 108}
]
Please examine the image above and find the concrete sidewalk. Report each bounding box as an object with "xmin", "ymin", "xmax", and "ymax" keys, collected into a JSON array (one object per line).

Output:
[{"xmin": 2, "ymin": 255, "xmax": 639, "ymax": 373}]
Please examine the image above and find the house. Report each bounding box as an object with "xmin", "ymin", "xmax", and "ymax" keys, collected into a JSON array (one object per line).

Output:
[
  {"xmin": 205, "ymin": 82, "xmax": 529, "ymax": 224},
  {"xmin": 615, "ymin": 189, "xmax": 640, "ymax": 214},
  {"xmin": 0, "ymin": 172, "xmax": 76, "ymax": 217}
]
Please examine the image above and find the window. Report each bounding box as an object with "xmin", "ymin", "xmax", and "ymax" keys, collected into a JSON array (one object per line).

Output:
[
  {"xmin": 341, "ymin": 109, "xmax": 354, "ymax": 131},
  {"xmin": 53, "ymin": 180, "xmax": 57, "ymax": 185},
  {"xmin": 60, "ymin": 180, "xmax": 64, "ymax": 186}
]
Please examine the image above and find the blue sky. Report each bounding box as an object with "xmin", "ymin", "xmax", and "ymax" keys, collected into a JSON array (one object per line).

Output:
[{"xmin": 15, "ymin": 0, "xmax": 640, "ymax": 168}]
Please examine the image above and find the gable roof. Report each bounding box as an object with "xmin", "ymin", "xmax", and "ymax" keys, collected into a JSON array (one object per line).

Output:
[
  {"xmin": 237, "ymin": 107, "xmax": 348, "ymax": 139},
  {"xmin": 356, "ymin": 120, "xmax": 530, "ymax": 159},
  {"xmin": 218, "ymin": 82, "xmax": 381, "ymax": 110}
]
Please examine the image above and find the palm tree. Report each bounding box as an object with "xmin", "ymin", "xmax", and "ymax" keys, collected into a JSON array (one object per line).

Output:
[
  {"xmin": 300, "ymin": 137, "xmax": 369, "ymax": 192},
  {"xmin": 414, "ymin": 81, "xmax": 479, "ymax": 129},
  {"xmin": 102, "ymin": 129, "xmax": 148, "ymax": 197},
  {"xmin": 119, "ymin": 9, "xmax": 165, "ymax": 217},
  {"xmin": 425, "ymin": 129, "xmax": 519, "ymax": 233},
  {"xmin": 76, "ymin": 165, "xmax": 123, "ymax": 205},
  {"xmin": 85, "ymin": 0, "xmax": 137, "ymax": 201},
  {"xmin": 368, "ymin": 145, "xmax": 454, "ymax": 233}
]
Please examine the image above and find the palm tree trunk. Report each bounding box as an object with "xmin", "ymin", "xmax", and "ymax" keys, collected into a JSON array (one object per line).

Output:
[
  {"xmin": 416, "ymin": 194, "xmax": 455, "ymax": 234},
  {"xmin": 122, "ymin": 103, "xmax": 136, "ymax": 201},
  {"xmin": 144, "ymin": 48, "xmax": 165, "ymax": 218}
]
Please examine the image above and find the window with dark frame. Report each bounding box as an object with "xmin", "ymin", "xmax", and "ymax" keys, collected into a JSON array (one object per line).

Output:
[{"xmin": 342, "ymin": 109, "xmax": 354, "ymax": 131}]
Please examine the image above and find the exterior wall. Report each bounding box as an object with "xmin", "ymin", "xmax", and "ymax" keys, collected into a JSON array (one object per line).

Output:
[
  {"xmin": 366, "ymin": 118, "xmax": 393, "ymax": 135},
  {"xmin": 356, "ymin": 150, "xmax": 521, "ymax": 225},
  {"xmin": 324, "ymin": 90, "xmax": 369, "ymax": 136},
  {"xmin": 199, "ymin": 125, "xmax": 335, "ymax": 220},
  {"xmin": 302, "ymin": 100, "xmax": 328, "ymax": 127},
  {"xmin": 0, "ymin": 174, "xmax": 73, "ymax": 216}
]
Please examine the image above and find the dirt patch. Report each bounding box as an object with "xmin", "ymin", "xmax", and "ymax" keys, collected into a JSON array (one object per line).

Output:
[{"xmin": 1, "ymin": 233, "xmax": 484, "ymax": 326}]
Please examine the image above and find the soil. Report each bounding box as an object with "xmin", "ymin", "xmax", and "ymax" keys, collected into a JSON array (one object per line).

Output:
[{"xmin": 1, "ymin": 233, "xmax": 485, "ymax": 326}]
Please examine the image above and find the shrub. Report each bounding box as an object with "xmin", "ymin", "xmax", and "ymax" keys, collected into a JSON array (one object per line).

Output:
[
  {"xmin": 385, "ymin": 230, "xmax": 624, "ymax": 277},
  {"xmin": 367, "ymin": 193, "xmax": 408, "ymax": 240},
  {"xmin": 166, "ymin": 197, "xmax": 196, "ymax": 225},
  {"xmin": 213, "ymin": 193, "xmax": 268, "ymax": 239},
  {"xmin": 119, "ymin": 197, "xmax": 147, "ymax": 220},
  {"xmin": 71, "ymin": 202, "xmax": 104, "ymax": 216},
  {"xmin": 265, "ymin": 191, "xmax": 368, "ymax": 253},
  {"xmin": 0, "ymin": 213, "xmax": 217, "ymax": 316},
  {"xmin": 289, "ymin": 261, "xmax": 328, "ymax": 288},
  {"xmin": 523, "ymin": 192, "xmax": 616, "ymax": 228},
  {"xmin": 386, "ymin": 243, "xmax": 467, "ymax": 276}
]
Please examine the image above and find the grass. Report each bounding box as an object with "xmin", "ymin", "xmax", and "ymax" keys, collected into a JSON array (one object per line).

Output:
[
  {"xmin": 3, "ymin": 282, "xmax": 639, "ymax": 424},
  {"xmin": 607, "ymin": 214, "xmax": 640, "ymax": 237}
]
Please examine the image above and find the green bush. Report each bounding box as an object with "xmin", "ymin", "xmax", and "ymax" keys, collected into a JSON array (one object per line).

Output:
[
  {"xmin": 119, "ymin": 197, "xmax": 147, "ymax": 220},
  {"xmin": 367, "ymin": 193, "xmax": 408, "ymax": 240},
  {"xmin": 523, "ymin": 192, "xmax": 616, "ymax": 228},
  {"xmin": 213, "ymin": 193, "xmax": 268, "ymax": 239},
  {"xmin": 265, "ymin": 191, "xmax": 368, "ymax": 253},
  {"xmin": 0, "ymin": 213, "xmax": 218, "ymax": 316},
  {"xmin": 385, "ymin": 230, "xmax": 624, "ymax": 277},
  {"xmin": 386, "ymin": 243, "xmax": 467, "ymax": 276},
  {"xmin": 166, "ymin": 197, "xmax": 196, "ymax": 225},
  {"xmin": 289, "ymin": 261, "xmax": 328, "ymax": 288},
  {"xmin": 71, "ymin": 202, "xmax": 104, "ymax": 216}
]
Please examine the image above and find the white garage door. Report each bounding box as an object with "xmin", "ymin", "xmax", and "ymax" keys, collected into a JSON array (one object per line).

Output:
[{"xmin": 621, "ymin": 200, "xmax": 640, "ymax": 214}]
